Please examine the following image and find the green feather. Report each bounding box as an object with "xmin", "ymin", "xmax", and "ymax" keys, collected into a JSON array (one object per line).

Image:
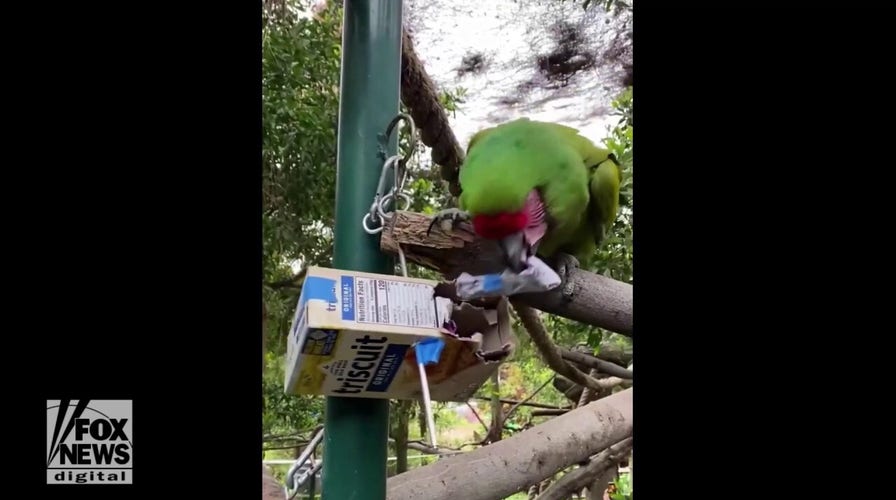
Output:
[{"xmin": 457, "ymin": 118, "xmax": 621, "ymax": 262}]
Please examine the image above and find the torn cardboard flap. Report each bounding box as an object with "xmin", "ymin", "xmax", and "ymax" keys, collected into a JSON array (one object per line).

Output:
[
  {"xmin": 418, "ymin": 300, "xmax": 515, "ymax": 402},
  {"xmin": 449, "ymin": 302, "xmax": 491, "ymax": 337},
  {"xmin": 284, "ymin": 266, "xmax": 516, "ymax": 402}
]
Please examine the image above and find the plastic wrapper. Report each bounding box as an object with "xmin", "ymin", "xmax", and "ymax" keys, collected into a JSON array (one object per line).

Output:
[{"xmin": 455, "ymin": 255, "xmax": 561, "ymax": 300}]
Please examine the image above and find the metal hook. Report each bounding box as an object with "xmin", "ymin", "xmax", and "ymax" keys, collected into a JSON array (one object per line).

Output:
[
  {"xmin": 362, "ymin": 212, "xmax": 383, "ymax": 234},
  {"xmin": 384, "ymin": 113, "xmax": 417, "ymax": 166},
  {"xmin": 362, "ymin": 126, "xmax": 416, "ymax": 236},
  {"xmin": 393, "ymin": 157, "xmax": 408, "ymax": 194}
]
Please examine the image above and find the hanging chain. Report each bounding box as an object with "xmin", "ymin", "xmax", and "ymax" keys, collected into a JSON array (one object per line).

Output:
[{"xmin": 362, "ymin": 113, "xmax": 418, "ymax": 235}]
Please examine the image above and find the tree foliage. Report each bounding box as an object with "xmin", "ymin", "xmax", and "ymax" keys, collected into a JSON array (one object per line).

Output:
[
  {"xmin": 263, "ymin": 1, "xmax": 341, "ymax": 281},
  {"xmin": 262, "ymin": 0, "xmax": 343, "ymax": 442}
]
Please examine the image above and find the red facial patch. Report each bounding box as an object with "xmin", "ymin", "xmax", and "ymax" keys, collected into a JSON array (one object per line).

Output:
[{"xmin": 472, "ymin": 212, "xmax": 528, "ymax": 240}]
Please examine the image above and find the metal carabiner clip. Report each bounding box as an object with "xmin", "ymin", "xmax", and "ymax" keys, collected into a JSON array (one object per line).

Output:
[{"xmin": 383, "ymin": 112, "xmax": 417, "ymax": 167}]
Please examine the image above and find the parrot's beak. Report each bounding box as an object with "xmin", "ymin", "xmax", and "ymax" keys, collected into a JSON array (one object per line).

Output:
[{"xmin": 499, "ymin": 232, "xmax": 529, "ymax": 273}]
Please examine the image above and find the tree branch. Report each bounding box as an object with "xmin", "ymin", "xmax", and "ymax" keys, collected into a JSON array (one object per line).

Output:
[
  {"xmin": 465, "ymin": 402, "xmax": 491, "ymax": 435},
  {"xmin": 511, "ymin": 301, "xmax": 628, "ymax": 392},
  {"xmin": 262, "ymin": 429, "xmax": 317, "ymax": 442},
  {"xmin": 470, "ymin": 397, "xmax": 568, "ymax": 410},
  {"xmin": 577, "ymin": 368, "xmax": 600, "ymax": 408},
  {"xmin": 446, "ymin": 438, "xmax": 492, "ymax": 450},
  {"xmin": 407, "ymin": 440, "xmax": 466, "ymax": 456},
  {"xmin": 531, "ymin": 409, "xmax": 569, "ymax": 417},
  {"xmin": 535, "ymin": 437, "xmax": 633, "ymax": 500},
  {"xmin": 388, "ymin": 438, "xmax": 471, "ymax": 456},
  {"xmin": 386, "ymin": 389, "xmax": 633, "ymax": 500},
  {"xmin": 501, "ymin": 376, "xmax": 555, "ymax": 427},
  {"xmin": 263, "ymin": 442, "xmax": 310, "ymax": 451},
  {"xmin": 559, "ymin": 348, "xmax": 633, "ymax": 379},
  {"xmin": 381, "ymin": 210, "xmax": 632, "ymax": 336},
  {"xmin": 588, "ymin": 341, "xmax": 633, "ymax": 368}
]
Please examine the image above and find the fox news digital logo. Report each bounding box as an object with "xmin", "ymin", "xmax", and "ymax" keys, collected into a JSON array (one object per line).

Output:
[{"xmin": 46, "ymin": 399, "xmax": 133, "ymax": 484}]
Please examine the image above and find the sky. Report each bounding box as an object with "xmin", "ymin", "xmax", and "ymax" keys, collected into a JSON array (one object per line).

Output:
[
  {"xmin": 405, "ymin": 0, "xmax": 629, "ymax": 146},
  {"xmin": 301, "ymin": 0, "xmax": 630, "ymax": 145}
]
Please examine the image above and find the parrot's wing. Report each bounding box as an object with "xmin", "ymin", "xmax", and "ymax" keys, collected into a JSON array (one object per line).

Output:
[
  {"xmin": 539, "ymin": 122, "xmax": 613, "ymax": 167},
  {"xmin": 539, "ymin": 122, "xmax": 620, "ymax": 245},
  {"xmin": 588, "ymin": 157, "xmax": 621, "ymax": 245}
]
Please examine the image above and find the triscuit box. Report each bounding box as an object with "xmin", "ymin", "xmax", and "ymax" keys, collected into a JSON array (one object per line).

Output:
[{"xmin": 284, "ymin": 266, "xmax": 515, "ymax": 402}]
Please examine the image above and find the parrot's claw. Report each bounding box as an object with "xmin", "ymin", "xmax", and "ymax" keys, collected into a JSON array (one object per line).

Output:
[
  {"xmin": 547, "ymin": 253, "xmax": 580, "ymax": 301},
  {"xmin": 427, "ymin": 208, "xmax": 471, "ymax": 236}
]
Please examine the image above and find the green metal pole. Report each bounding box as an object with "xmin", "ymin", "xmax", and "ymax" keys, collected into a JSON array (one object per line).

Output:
[{"xmin": 323, "ymin": 1, "xmax": 403, "ymax": 499}]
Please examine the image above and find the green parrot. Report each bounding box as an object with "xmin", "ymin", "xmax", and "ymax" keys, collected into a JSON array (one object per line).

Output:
[{"xmin": 429, "ymin": 118, "xmax": 622, "ymax": 294}]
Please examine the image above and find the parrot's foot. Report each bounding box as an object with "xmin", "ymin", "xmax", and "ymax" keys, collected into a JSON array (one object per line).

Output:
[
  {"xmin": 426, "ymin": 208, "xmax": 471, "ymax": 236},
  {"xmin": 547, "ymin": 252, "xmax": 580, "ymax": 301}
]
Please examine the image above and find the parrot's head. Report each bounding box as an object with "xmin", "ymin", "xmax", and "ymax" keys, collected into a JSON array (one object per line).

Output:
[
  {"xmin": 467, "ymin": 189, "xmax": 548, "ymax": 273},
  {"xmin": 458, "ymin": 119, "xmax": 555, "ymax": 273}
]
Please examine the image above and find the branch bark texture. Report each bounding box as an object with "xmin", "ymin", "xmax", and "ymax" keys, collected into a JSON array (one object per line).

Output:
[
  {"xmin": 386, "ymin": 388, "xmax": 633, "ymax": 500},
  {"xmin": 560, "ymin": 348, "xmax": 633, "ymax": 379},
  {"xmin": 536, "ymin": 437, "xmax": 633, "ymax": 500}
]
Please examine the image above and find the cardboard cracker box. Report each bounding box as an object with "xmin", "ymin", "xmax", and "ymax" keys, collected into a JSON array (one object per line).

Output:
[{"xmin": 284, "ymin": 266, "xmax": 515, "ymax": 402}]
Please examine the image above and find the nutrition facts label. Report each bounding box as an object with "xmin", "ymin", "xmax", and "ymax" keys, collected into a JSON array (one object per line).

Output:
[{"xmin": 354, "ymin": 278, "xmax": 439, "ymax": 328}]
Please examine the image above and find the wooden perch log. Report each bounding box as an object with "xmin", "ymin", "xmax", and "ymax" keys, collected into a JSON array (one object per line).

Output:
[
  {"xmin": 386, "ymin": 388, "xmax": 632, "ymax": 500},
  {"xmin": 381, "ymin": 210, "xmax": 633, "ymax": 336}
]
